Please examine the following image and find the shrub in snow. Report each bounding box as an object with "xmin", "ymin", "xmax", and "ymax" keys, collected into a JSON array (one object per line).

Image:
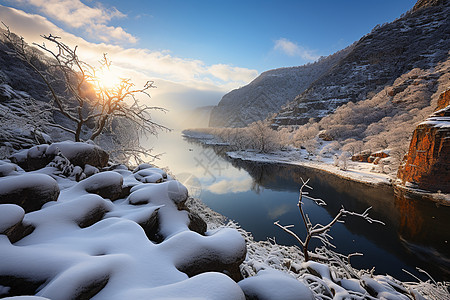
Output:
[
  {"xmin": 338, "ymin": 151, "xmax": 350, "ymax": 171},
  {"xmin": 275, "ymin": 178, "xmax": 383, "ymax": 262},
  {"xmin": 0, "ymin": 173, "xmax": 59, "ymax": 212}
]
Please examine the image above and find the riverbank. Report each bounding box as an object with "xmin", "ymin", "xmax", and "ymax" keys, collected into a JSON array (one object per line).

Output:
[
  {"xmin": 181, "ymin": 130, "xmax": 393, "ymax": 187},
  {"xmin": 182, "ymin": 130, "xmax": 450, "ymax": 204},
  {"xmin": 227, "ymin": 149, "xmax": 393, "ymax": 187}
]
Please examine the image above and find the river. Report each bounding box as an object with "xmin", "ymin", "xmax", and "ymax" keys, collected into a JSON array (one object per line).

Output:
[{"xmin": 145, "ymin": 130, "xmax": 450, "ymax": 282}]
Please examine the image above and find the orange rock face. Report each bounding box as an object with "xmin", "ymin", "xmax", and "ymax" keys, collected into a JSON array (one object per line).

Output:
[
  {"xmin": 397, "ymin": 90, "xmax": 450, "ymax": 193},
  {"xmin": 435, "ymin": 89, "xmax": 450, "ymax": 112}
]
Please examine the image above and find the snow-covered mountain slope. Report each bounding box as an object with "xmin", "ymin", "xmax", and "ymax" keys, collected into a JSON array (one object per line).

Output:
[
  {"xmin": 209, "ymin": 1, "xmax": 449, "ymax": 129},
  {"xmin": 273, "ymin": 2, "xmax": 450, "ymax": 127},
  {"xmin": 208, "ymin": 47, "xmax": 352, "ymax": 128}
]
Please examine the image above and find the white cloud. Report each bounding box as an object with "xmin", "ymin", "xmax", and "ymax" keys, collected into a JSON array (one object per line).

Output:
[
  {"xmin": 274, "ymin": 38, "xmax": 319, "ymax": 61},
  {"xmin": 0, "ymin": 5, "xmax": 258, "ymax": 125},
  {"xmin": 208, "ymin": 64, "xmax": 258, "ymax": 83},
  {"xmin": 12, "ymin": 0, "xmax": 135, "ymax": 44},
  {"xmin": 267, "ymin": 204, "xmax": 290, "ymax": 219},
  {"xmin": 87, "ymin": 24, "xmax": 137, "ymax": 44},
  {"xmin": 206, "ymin": 178, "xmax": 253, "ymax": 194},
  {"xmin": 0, "ymin": 5, "xmax": 257, "ymax": 88}
]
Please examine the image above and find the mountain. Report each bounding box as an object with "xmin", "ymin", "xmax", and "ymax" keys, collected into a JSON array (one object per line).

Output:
[
  {"xmin": 209, "ymin": 1, "xmax": 449, "ymax": 129},
  {"xmin": 208, "ymin": 47, "xmax": 352, "ymax": 128},
  {"xmin": 273, "ymin": 1, "xmax": 449, "ymax": 127}
]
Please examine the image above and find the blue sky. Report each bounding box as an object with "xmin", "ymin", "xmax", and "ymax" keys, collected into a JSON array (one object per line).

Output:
[
  {"xmin": 3, "ymin": 0, "xmax": 415, "ymax": 71},
  {"xmin": 125, "ymin": 0, "xmax": 416, "ymax": 70},
  {"xmin": 0, "ymin": 0, "xmax": 416, "ymax": 124}
]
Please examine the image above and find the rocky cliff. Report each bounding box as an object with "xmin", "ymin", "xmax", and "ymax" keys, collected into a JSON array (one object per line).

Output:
[
  {"xmin": 273, "ymin": 1, "xmax": 449, "ymax": 127},
  {"xmin": 208, "ymin": 47, "xmax": 352, "ymax": 127},
  {"xmin": 396, "ymin": 90, "xmax": 450, "ymax": 193}
]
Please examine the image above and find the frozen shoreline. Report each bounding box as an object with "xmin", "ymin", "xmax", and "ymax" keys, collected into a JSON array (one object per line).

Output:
[
  {"xmin": 228, "ymin": 149, "xmax": 393, "ymax": 187},
  {"xmin": 182, "ymin": 130, "xmax": 393, "ymax": 187}
]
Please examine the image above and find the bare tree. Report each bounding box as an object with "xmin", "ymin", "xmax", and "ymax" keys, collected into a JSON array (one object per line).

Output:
[
  {"xmin": 338, "ymin": 151, "xmax": 350, "ymax": 171},
  {"xmin": 247, "ymin": 120, "xmax": 279, "ymax": 153},
  {"xmin": 2, "ymin": 25, "xmax": 168, "ymax": 146},
  {"xmin": 274, "ymin": 178, "xmax": 384, "ymax": 262},
  {"xmin": 303, "ymin": 139, "xmax": 318, "ymax": 159}
]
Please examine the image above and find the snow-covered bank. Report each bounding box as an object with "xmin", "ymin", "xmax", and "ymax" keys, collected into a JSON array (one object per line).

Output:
[
  {"xmin": 182, "ymin": 129, "xmax": 393, "ymax": 187},
  {"xmin": 188, "ymin": 198, "xmax": 450, "ymax": 300},
  {"xmin": 0, "ymin": 142, "xmax": 448, "ymax": 299},
  {"xmin": 181, "ymin": 129, "xmax": 227, "ymax": 145},
  {"xmin": 227, "ymin": 149, "xmax": 392, "ymax": 187}
]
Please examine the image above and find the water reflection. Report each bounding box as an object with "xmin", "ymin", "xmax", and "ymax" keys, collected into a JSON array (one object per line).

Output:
[
  {"xmin": 148, "ymin": 134, "xmax": 450, "ymax": 281},
  {"xmin": 188, "ymin": 139, "xmax": 450, "ymax": 282}
]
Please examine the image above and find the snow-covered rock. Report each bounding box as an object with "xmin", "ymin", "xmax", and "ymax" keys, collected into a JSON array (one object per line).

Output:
[
  {"xmin": 46, "ymin": 141, "xmax": 109, "ymax": 168},
  {"xmin": 0, "ymin": 204, "xmax": 25, "ymax": 233},
  {"xmin": 0, "ymin": 173, "xmax": 59, "ymax": 212},
  {"xmin": 238, "ymin": 269, "xmax": 314, "ymax": 300},
  {"xmin": 0, "ymin": 152, "xmax": 248, "ymax": 299}
]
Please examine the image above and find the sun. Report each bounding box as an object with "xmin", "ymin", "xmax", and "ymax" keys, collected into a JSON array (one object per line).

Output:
[{"xmin": 95, "ymin": 68, "xmax": 122, "ymax": 90}]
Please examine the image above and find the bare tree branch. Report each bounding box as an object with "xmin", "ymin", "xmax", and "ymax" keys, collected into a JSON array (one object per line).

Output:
[
  {"xmin": 275, "ymin": 177, "xmax": 384, "ymax": 262},
  {"xmin": 3, "ymin": 25, "xmax": 170, "ymax": 164}
]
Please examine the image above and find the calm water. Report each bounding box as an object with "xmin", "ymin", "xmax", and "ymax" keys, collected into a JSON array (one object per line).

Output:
[{"xmin": 145, "ymin": 131, "xmax": 450, "ymax": 282}]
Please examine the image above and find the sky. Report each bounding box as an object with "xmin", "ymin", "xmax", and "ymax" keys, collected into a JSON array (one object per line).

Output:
[{"xmin": 0, "ymin": 0, "xmax": 415, "ymax": 127}]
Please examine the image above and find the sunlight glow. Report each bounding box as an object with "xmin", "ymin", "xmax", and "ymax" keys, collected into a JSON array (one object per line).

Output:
[{"xmin": 95, "ymin": 69, "xmax": 122, "ymax": 90}]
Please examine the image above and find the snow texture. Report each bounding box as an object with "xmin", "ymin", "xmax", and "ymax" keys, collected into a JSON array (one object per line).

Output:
[
  {"xmin": 238, "ymin": 269, "xmax": 314, "ymax": 300},
  {"xmin": 0, "ymin": 204, "xmax": 24, "ymax": 232},
  {"xmin": 0, "ymin": 149, "xmax": 247, "ymax": 299}
]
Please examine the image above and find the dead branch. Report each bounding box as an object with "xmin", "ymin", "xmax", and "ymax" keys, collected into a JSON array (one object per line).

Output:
[{"xmin": 275, "ymin": 177, "xmax": 384, "ymax": 262}]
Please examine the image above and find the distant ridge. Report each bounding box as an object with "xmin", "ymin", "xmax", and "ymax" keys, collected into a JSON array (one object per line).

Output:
[
  {"xmin": 208, "ymin": 0, "xmax": 449, "ymax": 129},
  {"xmin": 208, "ymin": 47, "xmax": 352, "ymax": 128},
  {"xmin": 272, "ymin": 0, "xmax": 449, "ymax": 127}
]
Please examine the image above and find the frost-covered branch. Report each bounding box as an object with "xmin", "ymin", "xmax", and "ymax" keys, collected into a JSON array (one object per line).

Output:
[
  {"xmin": 275, "ymin": 177, "xmax": 384, "ymax": 262},
  {"xmin": 2, "ymin": 25, "xmax": 170, "ymax": 164}
]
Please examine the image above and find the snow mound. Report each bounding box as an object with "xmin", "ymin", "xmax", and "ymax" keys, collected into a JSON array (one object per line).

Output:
[
  {"xmin": 0, "ymin": 157, "xmax": 247, "ymax": 299},
  {"xmin": 238, "ymin": 269, "xmax": 314, "ymax": 300},
  {"xmin": 0, "ymin": 173, "xmax": 60, "ymax": 212},
  {"xmin": 0, "ymin": 204, "xmax": 24, "ymax": 232}
]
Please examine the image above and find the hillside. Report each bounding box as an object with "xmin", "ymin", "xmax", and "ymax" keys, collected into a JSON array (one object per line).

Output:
[
  {"xmin": 208, "ymin": 47, "xmax": 352, "ymax": 127},
  {"xmin": 208, "ymin": 1, "xmax": 449, "ymax": 130},
  {"xmin": 273, "ymin": 2, "xmax": 449, "ymax": 126}
]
